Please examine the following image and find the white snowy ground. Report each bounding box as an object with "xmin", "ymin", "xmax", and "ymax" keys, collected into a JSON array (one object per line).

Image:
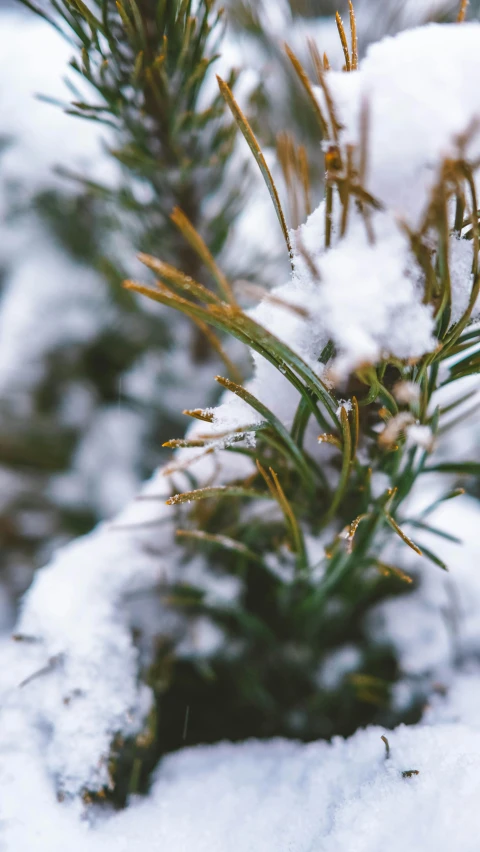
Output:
[{"xmin": 2, "ymin": 652, "xmax": 480, "ymax": 851}]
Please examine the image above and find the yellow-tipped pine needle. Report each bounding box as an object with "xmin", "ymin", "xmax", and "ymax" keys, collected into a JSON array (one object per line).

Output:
[
  {"xmin": 307, "ymin": 39, "xmax": 324, "ymax": 83},
  {"xmin": 183, "ymin": 409, "xmax": 214, "ymax": 423},
  {"xmin": 376, "ymin": 561, "xmax": 414, "ymax": 584},
  {"xmin": 116, "ymin": 0, "xmax": 137, "ymax": 42},
  {"xmin": 163, "ymin": 437, "xmax": 206, "ymax": 449},
  {"xmin": 269, "ymin": 467, "xmax": 307, "ymax": 568},
  {"xmin": 277, "ymin": 132, "xmax": 301, "ymax": 228},
  {"xmin": 307, "ymin": 38, "xmax": 341, "ymax": 145},
  {"xmin": 299, "ymin": 144, "xmax": 312, "ymax": 216},
  {"xmin": 385, "ymin": 515, "xmax": 422, "ymax": 556},
  {"xmin": 170, "ymin": 208, "xmax": 235, "ymax": 303},
  {"xmin": 318, "ymin": 433, "xmax": 342, "ymax": 448},
  {"xmin": 346, "ymin": 512, "xmax": 369, "ymax": 553},
  {"xmin": 256, "ymin": 461, "xmax": 307, "ymax": 570},
  {"xmin": 277, "ymin": 133, "xmax": 312, "ymax": 226},
  {"xmin": 457, "ymin": 0, "xmax": 469, "ymax": 22},
  {"xmin": 349, "ymin": 1, "xmax": 358, "ymax": 70},
  {"xmin": 322, "ymin": 407, "xmax": 352, "ymax": 525},
  {"xmin": 340, "ymin": 145, "xmax": 354, "ymax": 236},
  {"xmin": 192, "ymin": 317, "xmax": 243, "ymax": 384},
  {"xmin": 336, "ymin": 12, "xmax": 351, "ymax": 72},
  {"xmin": 162, "ymin": 447, "xmax": 216, "ymax": 476},
  {"xmin": 70, "ymin": 0, "xmax": 102, "ymax": 30},
  {"xmin": 166, "ymin": 484, "xmax": 267, "ymax": 506},
  {"xmin": 137, "ymin": 253, "xmax": 223, "ymax": 306},
  {"xmin": 217, "ymin": 76, "xmax": 293, "ymax": 260},
  {"xmin": 234, "ymin": 280, "xmax": 309, "ymax": 317},
  {"xmin": 176, "ymin": 529, "xmax": 263, "ymax": 563},
  {"xmin": 284, "ymin": 44, "xmax": 330, "ymax": 139},
  {"xmin": 256, "ymin": 459, "xmax": 276, "ymax": 497}
]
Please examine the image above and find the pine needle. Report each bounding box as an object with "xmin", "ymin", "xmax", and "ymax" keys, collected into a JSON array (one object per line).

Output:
[
  {"xmin": 318, "ymin": 433, "xmax": 341, "ymax": 448},
  {"xmin": 349, "ymin": 1, "xmax": 358, "ymax": 70},
  {"xmin": 322, "ymin": 407, "xmax": 352, "ymax": 525},
  {"xmin": 176, "ymin": 529, "xmax": 263, "ymax": 563},
  {"xmin": 166, "ymin": 485, "xmax": 269, "ymax": 506},
  {"xmin": 116, "ymin": 0, "xmax": 138, "ymax": 44},
  {"xmin": 137, "ymin": 253, "xmax": 223, "ymax": 305},
  {"xmin": 183, "ymin": 409, "xmax": 214, "ymax": 423},
  {"xmin": 215, "ymin": 375, "xmax": 315, "ymax": 490},
  {"xmin": 234, "ymin": 280, "xmax": 309, "ymax": 318},
  {"xmin": 163, "ymin": 437, "xmax": 207, "ymax": 448},
  {"xmin": 284, "ymin": 44, "xmax": 330, "ymax": 139},
  {"xmin": 376, "ymin": 562, "xmax": 414, "ymax": 585},
  {"xmin": 306, "ymin": 38, "xmax": 342, "ymax": 145},
  {"xmin": 269, "ymin": 467, "xmax": 308, "ymax": 571},
  {"xmin": 294, "ymin": 233, "xmax": 321, "ymax": 282},
  {"xmin": 385, "ymin": 514, "xmax": 422, "ymax": 556},
  {"xmin": 298, "ymin": 144, "xmax": 312, "ymax": 216},
  {"xmin": 277, "ymin": 133, "xmax": 312, "ymax": 227},
  {"xmin": 457, "ymin": 0, "xmax": 469, "ymax": 22},
  {"xmin": 358, "ymin": 98, "xmax": 370, "ymax": 185},
  {"xmin": 162, "ymin": 447, "xmax": 216, "ymax": 476},
  {"xmin": 346, "ymin": 513, "xmax": 369, "ymax": 553},
  {"xmin": 191, "ymin": 317, "xmax": 243, "ymax": 384},
  {"xmin": 336, "ymin": 12, "xmax": 351, "ymax": 72},
  {"xmin": 308, "ymin": 39, "xmax": 324, "ymax": 84},
  {"xmin": 255, "ymin": 461, "xmax": 307, "ymax": 570},
  {"xmin": 277, "ymin": 132, "xmax": 301, "ymax": 228},
  {"xmin": 216, "ymin": 75, "xmax": 293, "ymax": 260},
  {"xmin": 170, "ymin": 207, "xmax": 235, "ymax": 303}
]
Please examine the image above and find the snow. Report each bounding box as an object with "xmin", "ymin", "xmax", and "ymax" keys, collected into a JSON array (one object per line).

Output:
[
  {"xmin": 291, "ymin": 22, "xmax": 480, "ymax": 376},
  {"xmin": 212, "ymin": 22, "xmax": 480, "ymax": 402},
  {"xmin": 369, "ymin": 493, "xmax": 480, "ymax": 693},
  {"xmin": 2, "ymin": 13, "xmax": 480, "ymax": 852},
  {"xmin": 5, "ymin": 451, "xmax": 246, "ymax": 796},
  {"xmin": 0, "ymin": 239, "xmax": 110, "ymax": 402},
  {"xmin": 301, "ymin": 213, "xmax": 436, "ymax": 377},
  {"xmin": 326, "ymin": 23, "xmax": 480, "ymax": 224},
  {"xmin": 450, "ymin": 235, "xmax": 478, "ymax": 323},
  {"xmin": 2, "ymin": 675, "xmax": 480, "ymax": 851},
  {"xmin": 10, "ymin": 473, "xmax": 173, "ymax": 795},
  {"xmin": 0, "ymin": 13, "xmax": 115, "ymax": 189}
]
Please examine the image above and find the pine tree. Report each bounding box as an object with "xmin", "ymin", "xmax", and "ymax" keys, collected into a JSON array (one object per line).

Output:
[
  {"xmin": 118, "ymin": 1, "xmax": 480, "ymax": 796},
  {"xmin": 5, "ymin": 0, "xmax": 477, "ymax": 804},
  {"xmin": 2, "ymin": 0, "xmax": 249, "ymax": 612}
]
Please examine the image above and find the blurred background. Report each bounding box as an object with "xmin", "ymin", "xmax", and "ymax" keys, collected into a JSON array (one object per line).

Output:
[{"xmin": 0, "ymin": 0, "xmax": 468, "ymax": 631}]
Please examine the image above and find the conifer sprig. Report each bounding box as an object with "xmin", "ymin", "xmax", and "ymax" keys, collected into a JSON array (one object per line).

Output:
[
  {"xmin": 122, "ymin": 13, "xmax": 480, "ymax": 770},
  {"xmin": 21, "ymin": 0, "xmax": 244, "ymax": 287}
]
